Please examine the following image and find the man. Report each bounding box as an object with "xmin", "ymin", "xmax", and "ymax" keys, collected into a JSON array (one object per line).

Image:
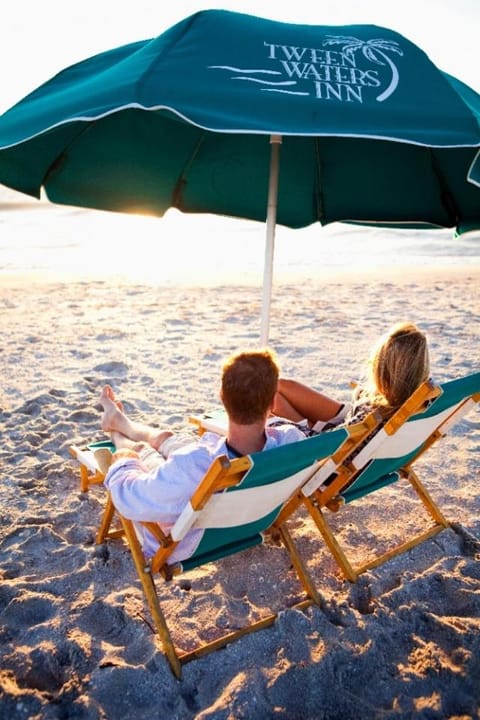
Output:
[{"xmin": 99, "ymin": 349, "xmax": 305, "ymax": 563}]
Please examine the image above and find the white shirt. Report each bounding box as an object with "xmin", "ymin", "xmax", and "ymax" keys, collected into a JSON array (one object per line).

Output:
[{"xmin": 104, "ymin": 424, "xmax": 304, "ymax": 564}]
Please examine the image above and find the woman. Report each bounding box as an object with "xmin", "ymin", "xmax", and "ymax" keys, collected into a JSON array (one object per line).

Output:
[{"xmin": 271, "ymin": 321, "xmax": 430, "ymax": 434}]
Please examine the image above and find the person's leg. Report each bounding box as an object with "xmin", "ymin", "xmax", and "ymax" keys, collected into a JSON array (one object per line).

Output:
[
  {"xmin": 273, "ymin": 378, "xmax": 343, "ymax": 424},
  {"xmin": 100, "ymin": 385, "xmax": 172, "ymax": 450},
  {"xmin": 109, "ymin": 429, "xmax": 143, "ymax": 452},
  {"xmin": 109, "ymin": 430, "xmax": 167, "ymax": 472},
  {"xmin": 159, "ymin": 433, "xmax": 196, "ymax": 458}
]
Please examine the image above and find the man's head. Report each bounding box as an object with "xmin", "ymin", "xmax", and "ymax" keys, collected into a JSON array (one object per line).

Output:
[{"xmin": 221, "ymin": 349, "xmax": 280, "ymax": 424}]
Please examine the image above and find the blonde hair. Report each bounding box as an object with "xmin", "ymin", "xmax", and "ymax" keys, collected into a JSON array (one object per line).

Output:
[
  {"xmin": 221, "ymin": 348, "xmax": 280, "ymax": 424},
  {"xmin": 363, "ymin": 322, "xmax": 430, "ymax": 415}
]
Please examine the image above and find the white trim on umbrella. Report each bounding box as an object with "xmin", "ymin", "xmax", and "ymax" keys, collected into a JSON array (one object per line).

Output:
[{"xmin": 1, "ymin": 103, "xmax": 479, "ymax": 151}]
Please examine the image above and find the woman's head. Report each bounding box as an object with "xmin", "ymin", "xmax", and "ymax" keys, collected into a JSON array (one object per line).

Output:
[{"xmin": 366, "ymin": 322, "xmax": 430, "ymax": 412}]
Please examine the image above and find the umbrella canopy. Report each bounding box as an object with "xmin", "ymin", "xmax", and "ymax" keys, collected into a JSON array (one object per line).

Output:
[{"xmin": 0, "ymin": 9, "xmax": 479, "ymax": 340}]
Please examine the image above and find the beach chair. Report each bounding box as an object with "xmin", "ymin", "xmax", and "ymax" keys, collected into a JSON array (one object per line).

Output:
[
  {"xmin": 282, "ymin": 372, "xmax": 480, "ymax": 582},
  {"xmin": 69, "ymin": 414, "xmax": 378, "ymax": 678}
]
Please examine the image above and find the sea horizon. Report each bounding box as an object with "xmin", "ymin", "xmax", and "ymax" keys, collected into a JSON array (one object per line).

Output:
[{"xmin": 1, "ymin": 191, "xmax": 479, "ymax": 286}]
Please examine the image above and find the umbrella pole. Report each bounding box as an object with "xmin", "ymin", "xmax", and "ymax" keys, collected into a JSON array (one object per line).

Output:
[{"xmin": 260, "ymin": 134, "xmax": 282, "ymax": 346}]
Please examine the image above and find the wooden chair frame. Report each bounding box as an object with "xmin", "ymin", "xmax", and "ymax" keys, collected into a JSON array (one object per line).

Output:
[
  {"xmin": 71, "ymin": 428, "xmax": 373, "ymax": 678},
  {"xmin": 294, "ymin": 376, "xmax": 480, "ymax": 582}
]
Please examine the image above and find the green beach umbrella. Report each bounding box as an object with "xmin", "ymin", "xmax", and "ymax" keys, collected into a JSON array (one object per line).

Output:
[{"xmin": 0, "ymin": 9, "xmax": 479, "ymax": 341}]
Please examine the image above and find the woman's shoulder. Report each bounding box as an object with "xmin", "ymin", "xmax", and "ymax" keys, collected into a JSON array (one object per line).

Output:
[{"xmin": 346, "ymin": 387, "xmax": 377, "ymax": 424}]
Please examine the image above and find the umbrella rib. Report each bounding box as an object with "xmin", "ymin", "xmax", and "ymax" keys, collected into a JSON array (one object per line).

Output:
[
  {"xmin": 172, "ymin": 133, "xmax": 206, "ymax": 208},
  {"xmin": 41, "ymin": 122, "xmax": 95, "ymax": 188}
]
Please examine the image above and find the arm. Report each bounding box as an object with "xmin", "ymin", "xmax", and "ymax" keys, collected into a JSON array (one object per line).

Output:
[
  {"xmin": 273, "ymin": 378, "xmax": 343, "ymax": 425},
  {"xmin": 104, "ymin": 445, "xmax": 209, "ymax": 525}
]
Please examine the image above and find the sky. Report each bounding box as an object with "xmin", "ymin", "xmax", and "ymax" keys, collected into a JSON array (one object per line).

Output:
[
  {"xmin": 1, "ymin": 0, "xmax": 479, "ymax": 114},
  {"xmin": 0, "ymin": 1, "xmax": 478, "ymax": 293}
]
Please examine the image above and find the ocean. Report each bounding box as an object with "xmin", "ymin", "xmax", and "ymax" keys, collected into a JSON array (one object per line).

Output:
[{"xmin": 0, "ymin": 196, "xmax": 479, "ymax": 286}]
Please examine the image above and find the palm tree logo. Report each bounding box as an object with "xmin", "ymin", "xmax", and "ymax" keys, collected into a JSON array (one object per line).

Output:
[{"xmin": 323, "ymin": 36, "xmax": 404, "ymax": 101}]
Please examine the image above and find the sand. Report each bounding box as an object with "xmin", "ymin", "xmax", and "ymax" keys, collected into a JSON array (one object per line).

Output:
[{"xmin": 0, "ymin": 267, "xmax": 479, "ymax": 719}]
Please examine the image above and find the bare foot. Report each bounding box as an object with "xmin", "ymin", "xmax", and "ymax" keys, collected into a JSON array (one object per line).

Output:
[
  {"xmin": 101, "ymin": 384, "xmax": 124, "ymax": 411},
  {"xmin": 100, "ymin": 385, "xmax": 125, "ymax": 433},
  {"xmin": 99, "ymin": 385, "xmax": 173, "ymax": 450}
]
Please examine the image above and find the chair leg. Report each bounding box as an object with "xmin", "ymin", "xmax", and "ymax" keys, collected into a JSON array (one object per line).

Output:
[
  {"xmin": 111, "ymin": 514, "xmax": 324, "ymax": 676},
  {"xmin": 304, "ymin": 496, "xmax": 358, "ymax": 582},
  {"xmin": 120, "ymin": 516, "xmax": 182, "ymax": 680},
  {"xmin": 274, "ymin": 523, "xmax": 323, "ymax": 606},
  {"xmin": 96, "ymin": 495, "xmax": 117, "ymax": 544},
  {"xmin": 79, "ymin": 464, "xmax": 90, "ymax": 493},
  {"xmin": 355, "ymin": 525, "xmax": 447, "ymax": 575},
  {"xmin": 406, "ymin": 469, "xmax": 450, "ymax": 528},
  {"xmin": 305, "ymin": 471, "xmax": 450, "ymax": 581}
]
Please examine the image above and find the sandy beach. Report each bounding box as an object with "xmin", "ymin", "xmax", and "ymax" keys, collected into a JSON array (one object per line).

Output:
[{"xmin": 0, "ymin": 265, "xmax": 479, "ymax": 719}]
